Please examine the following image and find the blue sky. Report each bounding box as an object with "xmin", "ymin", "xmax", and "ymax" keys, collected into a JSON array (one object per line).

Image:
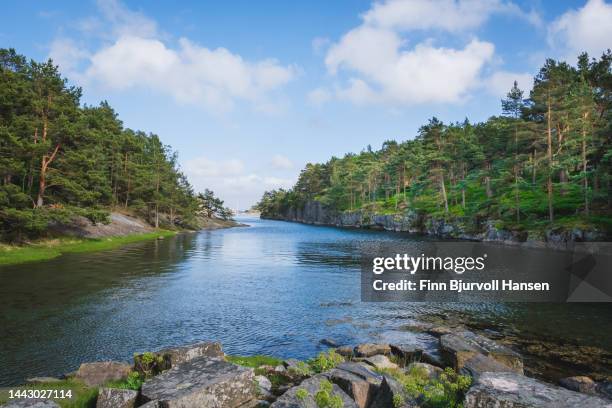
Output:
[{"xmin": 3, "ymin": 0, "xmax": 612, "ymax": 208}]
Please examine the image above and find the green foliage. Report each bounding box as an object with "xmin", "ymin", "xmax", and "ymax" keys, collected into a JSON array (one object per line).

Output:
[
  {"xmin": 0, "ymin": 48, "xmax": 209, "ymax": 242},
  {"xmin": 257, "ymin": 51, "xmax": 612, "ymax": 235},
  {"xmin": 296, "ymin": 388, "xmax": 309, "ymax": 400},
  {"xmin": 380, "ymin": 366, "xmax": 471, "ymax": 408},
  {"xmin": 288, "ymin": 361, "xmax": 315, "ymax": 377},
  {"xmin": 105, "ymin": 371, "xmax": 144, "ymax": 390},
  {"xmin": 314, "ymin": 380, "xmax": 344, "ymax": 408},
  {"xmin": 134, "ymin": 351, "xmax": 168, "ymax": 378},
  {"xmin": 226, "ymin": 354, "xmax": 283, "ymax": 368},
  {"xmin": 308, "ymin": 350, "xmax": 344, "ymax": 373},
  {"xmin": 393, "ymin": 394, "xmax": 405, "ymax": 408}
]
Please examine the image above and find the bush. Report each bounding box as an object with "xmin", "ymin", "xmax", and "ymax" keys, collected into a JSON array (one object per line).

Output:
[{"xmin": 308, "ymin": 350, "xmax": 344, "ymax": 373}]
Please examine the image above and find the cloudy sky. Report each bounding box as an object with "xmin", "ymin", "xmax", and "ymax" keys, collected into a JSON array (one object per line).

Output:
[{"xmin": 3, "ymin": 0, "xmax": 611, "ymax": 208}]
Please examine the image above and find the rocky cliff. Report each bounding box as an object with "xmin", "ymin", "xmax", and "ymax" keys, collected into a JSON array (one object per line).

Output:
[{"xmin": 263, "ymin": 201, "xmax": 607, "ymax": 249}]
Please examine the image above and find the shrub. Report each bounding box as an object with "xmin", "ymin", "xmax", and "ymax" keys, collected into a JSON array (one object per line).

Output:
[{"xmin": 308, "ymin": 350, "xmax": 344, "ymax": 373}]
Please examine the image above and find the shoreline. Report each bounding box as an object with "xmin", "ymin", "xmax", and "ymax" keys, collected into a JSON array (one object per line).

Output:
[
  {"xmin": 1, "ymin": 329, "xmax": 610, "ymax": 407},
  {"xmin": 0, "ymin": 216, "xmax": 245, "ymax": 267}
]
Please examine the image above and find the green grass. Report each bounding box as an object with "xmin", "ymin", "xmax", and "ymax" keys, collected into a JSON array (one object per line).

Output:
[
  {"xmin": 225, "ymin": 355, "xmax": 283, "ymax": 368},
  {"xmin": 0, "ymin": 379, "xmax": 97, "ymax": 408},
  {"xmin": 0, "ymin": 230, "xmax": 177, "ymax": 266}
]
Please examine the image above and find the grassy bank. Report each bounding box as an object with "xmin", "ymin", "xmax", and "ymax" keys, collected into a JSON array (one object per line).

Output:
[{"xmin": 0, "ymin": 230, "xmax": 177, "ymax": 266}]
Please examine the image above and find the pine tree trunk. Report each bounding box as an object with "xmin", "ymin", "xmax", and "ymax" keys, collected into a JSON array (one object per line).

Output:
[{"xmin": 440, "ymin": 170, "xmax": 449, "ymax": 213}]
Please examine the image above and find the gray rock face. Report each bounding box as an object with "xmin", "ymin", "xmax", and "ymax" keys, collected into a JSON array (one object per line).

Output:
[
  {"xmin": 270, "ymin": 374, "xmax": 358, "ymax": 408},
  {"xmin": 464, "ymin": 372, "xmax": 612, "ymax": 408},
  {"xmin": 75, "ymin": 361, "xmax": 132, "ymax": 387},
  {"xmin": 389, "ymin": 344, "xmax": 422, "ymax": 365},
  {"xmin": 370, "ymin": 376, "xmax": 415, "ymax": 408},
  {"xmin": 440, "ymin": 331, "xmax": 523, "ymax": 373},
  {"xmin": 138, "ymin": 401, "xmax": 161, "ymax": 408},
  {"xmin": 96, "ymin": 387, "xmax": 138, "ymax": 408},
  {"xmin": 135, "ymin": 341, "xmax": 224, "ymax": 374},
  {"xmin": 328, "ymin": 362, "xmax": 383, "ymax": 408},
  {"xmin": 363, "ymin": 355, "xmax": 398, "ymax": 370},
  {"xmin": 354, "ymin": 343, "xmax": 391, "ymax": 358},
  {"xmin": 459, "ymin": 352, "xmax": 517, "ymax": 379},
  {"xmin": 4, "ymin": 400, "xmax": 60, "ymax": 408},
  {"xmin": 335, "ymin": 346, "xmax": 354, "ymax": 358},
  {"xmin": 559, "ymin": 376, "xmax": 597, "ymax": 394},
  {"xmin": 140, "ymin": 357, "xmax": 256, "ymax": 407}
]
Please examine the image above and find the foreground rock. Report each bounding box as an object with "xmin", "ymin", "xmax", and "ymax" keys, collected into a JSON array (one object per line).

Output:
[
  {"xmin": 464, "ymin": 372, "xmax": 612, "ymax": 408},
  {"xmin": 4, "ymin": 400, "xmax": 60, "ymax": 408},
  {"xmin": 75, "ymin": 361, "xmax": 131, "ymax": 387},
  {"xmin": 96, "ymin": 387, "xmax": 138, "ymax": 408},
  {"xmin": 354, "ymin": 343, "xmax": 391, "ymax": 358},
  {"xmin": 140, "ymin": 357, "xmax": 256, "ymax": 407},
  {"xmin": 134, "ymin": 341, "xmax": 224, "ymax": 374},
  {"xmin": 440, "ymin": 331, "xmax": 523, "ymax": 374},
  {"xmin": 370, "ymin": 376, "xmax": 415, "ymax": 408},
  {"xmin": 364, "ymin": 355, "xmax": 398, "ymax": 370},
  {"xmin": 270, "ymin": 374, "xmax": 358, "ymax": 408},
  {"xmin": 328, "ymin": 362, "xmax": 383, "ymax": 408}
]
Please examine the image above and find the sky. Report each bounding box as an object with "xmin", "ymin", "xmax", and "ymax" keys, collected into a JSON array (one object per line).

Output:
[{"xmin": 3, "ymin": 0, "xmax": 612, "ymax": 209}]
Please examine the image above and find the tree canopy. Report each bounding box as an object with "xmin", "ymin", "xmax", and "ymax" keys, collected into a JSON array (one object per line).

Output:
[{"xmin": 258, "ymin": 51, "xmax": 612, "ymax": 234}]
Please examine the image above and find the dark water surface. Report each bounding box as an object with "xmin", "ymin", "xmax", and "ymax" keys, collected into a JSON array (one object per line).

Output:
[{"xmin": 0, "ymin": 217, "xmax": 610, "ymax": 385}]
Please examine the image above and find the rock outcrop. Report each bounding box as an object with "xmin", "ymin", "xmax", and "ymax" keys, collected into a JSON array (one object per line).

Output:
[
  {"xmin": 96, "ymin": 387, "xmax": 138, "ymax": 408},
  {"xmin": 464, "ymin": 372, "xmax": 612, "ymax": 408},
  {"xmin": 140, "ymin": 357, "xmax": 256, "ymax": 407},
  {"xmin": 75, "ymin": 361, "xmax": 132, "ymax": 387}
]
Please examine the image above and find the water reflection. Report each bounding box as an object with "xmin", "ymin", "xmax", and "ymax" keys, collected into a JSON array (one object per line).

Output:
[{"xmin": 0, "ymin": 217, "xmax": 610, "ymax": 385}]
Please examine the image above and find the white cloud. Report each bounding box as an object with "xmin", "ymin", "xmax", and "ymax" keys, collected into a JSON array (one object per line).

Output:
[
  {"xmin": 312, "ymin": 37, "xmax": 331, "ymax": 54},
  {"xmin": 320, "ymin": 0, "xmax": 543, "ymax": 106},
  {"xmin": 184, "ymin": 156, "xmax": 295, "ymax": 208},
  {"xmin": 548, "ymin": 0, "xmax": 612, "ymax": 60},
  {"xmin": 270, "ymin": 154, "xmax": 293, "ymax": 169},
  {"xmin": 307, "ymin": 87, "xmax": 332, "ymax": 105},
  {"xmin": 362, "ymin": 0, "xmax": 541, "ymax": 32},
  {"xmin": 484, "ymin": 71, "xmax": 533, "ymax": 97},
  {"xmin": 49, "ymin": 0, "xmax": 297, "ymax": 113},
  {"xmin": 184, "ymin": 157, "xmax": 245, "ymax": 177},
  {"xmin": 326, "ymin": 29, "xmax": 495, "ymax": 104}
]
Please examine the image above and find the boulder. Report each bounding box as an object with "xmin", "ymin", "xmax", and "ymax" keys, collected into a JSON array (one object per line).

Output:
[
  {"xmin": 354, "ymin": 343, "xmax": 391, "ymax": 358},
  {"xmin": 459, "ymin": 352, "xmax": 517, "ymax": 379},
  {"xmin": 328, "ymin": 362, "xmax": 383, "ymax": 408},
  {"xmin": 255, "ymin": 375, "xmax": 274, "ymax": 400},
  {"xmin": 4, "ymin": 400, "xmax": 60, "ymax": 408},
  {"xmin": 135, "ymin": 341, "xmax": 223, "ymax": 374},
  {"xmin": 364, "ymin": 355, "xmax": 398, "ymax": 370},
  {"xmin": 335, "ymin": 346, "xmax": 354, "ymax": 358},
  {"xmin": 406, "ymin": 362, "xmax": 442, "ymax": 380},
  {"xmin": 389, "ymin": 344, "xmax": 422, "ymax": 366},
  {"xmin": 421, "ymin": 348, "xmax": 444, "ymax": 367},
  {"xmin": 138, "ymin": 402, "xmax": 161, "ymax": 408},
  {"xmin": 75, "ymin": 361, "xmax": 131, "ymax": 387},
  {"xmin": 320, "ymin": 338, "xmax": 339, "ymax": 348},
  {"xmin": 370, "ymin": 376, "xmax": 416, "ymax": 408},
  {"xmin": 426, "ymin": 326, "xmax": 455, "ymax": 337},
  {"xmin": 283, "ymin": 359, "xmax": 301, "ymax": 370},
  {"xmin": 96, "ymin": 387, "xmax": 138, "ymax": 408},
  {"xmin": 140, "ymin": 357, "xmax": 256, "ymax": 407},
  {"xmin": 270, "ymin": 374, "xmax": 358, "ymax": 408},
  {"xmin": 464, "ymin": 372, "xmax": 612, "ymax": 408},
  {"xmin": 440, "ymin": 332, "xmax": 523, "ymax": 373},
  {"xmin": 559, "ymin": 376, "xmax": 597, "ymax": 395}
]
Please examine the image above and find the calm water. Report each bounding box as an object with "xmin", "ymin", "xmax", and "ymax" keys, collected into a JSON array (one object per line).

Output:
[{"xmin": 0, "ymin": 217, "xmax": 610, "ymax": 385}]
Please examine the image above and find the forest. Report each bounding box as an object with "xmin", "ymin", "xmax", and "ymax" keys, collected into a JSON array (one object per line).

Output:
[
  {"xmin": 258, "ymin": 52, "xmax": 612, "ymax": 236},
  {"xmin": 0, "ymin": 49, "xmax": 230, "ymax": 242}
]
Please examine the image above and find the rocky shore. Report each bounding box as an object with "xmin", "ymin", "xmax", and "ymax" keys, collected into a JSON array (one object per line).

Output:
[
  {"xmin": 4, "ymin": 327, "xmax": 611, "ymax": 408},
  {"xmin": 262, "ymin": 201, "xmax": 608, "ymax": 249}
]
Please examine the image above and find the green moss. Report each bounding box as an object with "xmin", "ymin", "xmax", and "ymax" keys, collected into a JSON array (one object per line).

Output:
[
  {"xmin": 296, "ymin": 388, "xmax": 309, "ymax": 400},
  {"xmin": 104, "ymin": 371, "xmax": 143, "ymax": 390},
  {"xmin": 377, "ymin": 366, "xmax": 471, "ymax": 408},
  {"xmin": 0, "ymin": 379, "xmax": 98, "ymax": 408},
  {"xmin": 314, "ymin": 380, "xmax": 344, "ymax": 408},
  {"xmin": 226, "ymin": 354, "xmax": 283, "ymax": 368},
  {"xmin": 0, "ymin": 230, "xmax": 177, "ymax": 266},
  {"xmin": 308, "ymin": 350, "xmax": 344, "ymax": 373}
]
